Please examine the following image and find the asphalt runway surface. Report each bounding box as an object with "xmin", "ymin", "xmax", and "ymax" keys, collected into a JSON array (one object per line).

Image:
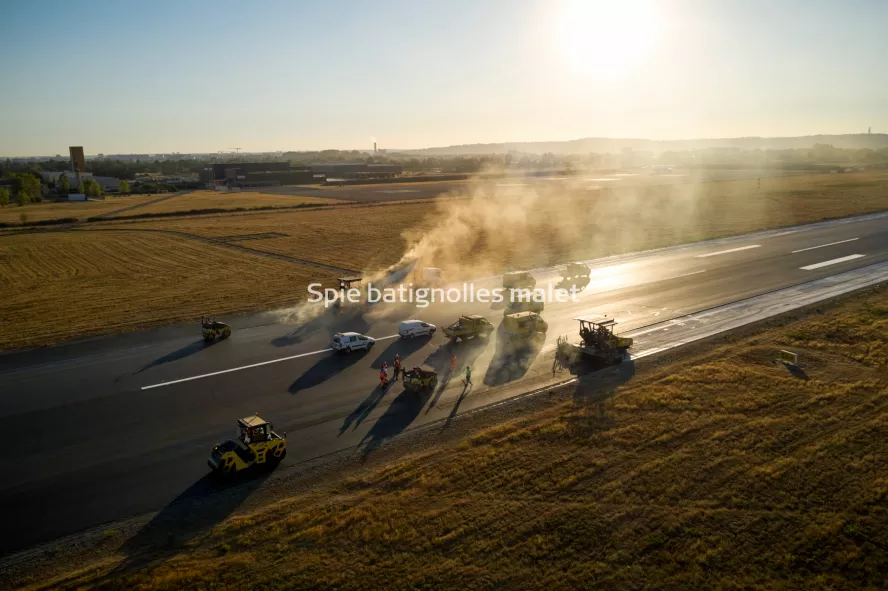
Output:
[
  {"xmin": 2, "ymin": 212, "xmax": 887, "ymax": 556},
  {"xmin": 260, "ymin": 169, "xmax": 809, "ymax": 203}
]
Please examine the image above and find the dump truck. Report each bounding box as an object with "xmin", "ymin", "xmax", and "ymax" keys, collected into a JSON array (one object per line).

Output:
[
  {"xmin": 503, "ymin": 299, "xmax": 545, "ymax": 317},
  {"xmin": 202, "ymin": 316, "xmax": 231, "ymax": 341},
  {"xmin": 503, "ymin": 271, "xmax": 537, "ymax": 289},
  {"xmin": 502, "ymin": 311, "xmax": 548, "ymax": 345},
  {"xmin": 556, "ymin": 317, "xmax": 632, "ymax": 365},
  {"xmin": 443, "ymin": 314, "xmax": 495, "ymax": 341},
  {"xmin": 562, "ymin": 262, "xmax": 590, "ymax": 279},
  {"xmin": 207, "ymin": 414, "xmax": 287, "ymax": 476}
]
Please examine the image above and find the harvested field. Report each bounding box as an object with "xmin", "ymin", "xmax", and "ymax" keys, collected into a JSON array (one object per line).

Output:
[
  {"xmin": 0, "ymin": 231, "xmax": 336, "ymax": 350},
  {"xmin": 127, "ymin": 190, "xmax": 342, "ymax": 215},
  {"xmin": 117, "ymin": 203, "xmax": 439, "ymax": 273},
  {"xmin": 21, "ymin": 285, "xmax": 888, "ymax": 590},
  {"xmin": 116, "ymin": 171, "xmax": 888, "ymax": 277},
  {"xmin": 0, "ymin": 194, "xmax": 159, "ymax": 225}
]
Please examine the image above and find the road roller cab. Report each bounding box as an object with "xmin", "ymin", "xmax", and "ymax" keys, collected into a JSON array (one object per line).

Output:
[{"xmin": 208, "ymin": 414, "xmax": 287, "ymax": 475}]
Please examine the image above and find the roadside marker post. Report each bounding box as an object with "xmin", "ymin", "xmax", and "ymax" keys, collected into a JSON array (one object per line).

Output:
[{"xmin": 776, "ymin": 350, "xmax": 799, "ymax": 367}]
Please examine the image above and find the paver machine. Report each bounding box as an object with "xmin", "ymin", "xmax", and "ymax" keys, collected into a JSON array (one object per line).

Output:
[
  {"xmin": 207, "ymin": 414, "xmax": 287, "ymax": 476},
  {"xmin": 556, "ymin": 317, "xmax": 633, "ymax": 366}
]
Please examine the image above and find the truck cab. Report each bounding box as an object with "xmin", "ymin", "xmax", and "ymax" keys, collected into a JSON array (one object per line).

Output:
[{"xmin": 503, "ymin": 272, "xmax": 537, "ymax": 289}]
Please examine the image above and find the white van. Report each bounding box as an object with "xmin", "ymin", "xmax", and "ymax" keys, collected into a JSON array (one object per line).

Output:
[
  {"xmin": 398, "ymin": 320, "xmax": 436, "ymax": 339},
  {"xmin": 332, "ymin": 332, "xmax": 375, "ymax": 352}
]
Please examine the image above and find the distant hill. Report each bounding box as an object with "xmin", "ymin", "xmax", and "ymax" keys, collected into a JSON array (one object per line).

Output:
[{"xmin": 402, "ymin": 134, "xmax": 888, "ymax": 155}]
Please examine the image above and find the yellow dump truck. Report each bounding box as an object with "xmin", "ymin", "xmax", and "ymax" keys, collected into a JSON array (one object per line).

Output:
[
  {"xmin": 503, "ymin": 271, "xmax": 537, "ymax": 289},
  {"xmin": 208, "ymin": 415, "xmax": 287, "ymax": 476},
  {"xmin": 502, "ymin": 311, "xmax": 548, "ymax": 345},
  {"xmin": 562, "ymin": 262, "xmax": 590, "ymax": 278},
  {"xmin": 443, "ymin": 315, "xmax": 495, "ymax": 341}
]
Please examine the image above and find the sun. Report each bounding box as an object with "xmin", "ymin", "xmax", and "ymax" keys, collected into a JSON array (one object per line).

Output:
[{"xmin": 557, "ymin": 0, "xmax": 659, "ymax": 76}]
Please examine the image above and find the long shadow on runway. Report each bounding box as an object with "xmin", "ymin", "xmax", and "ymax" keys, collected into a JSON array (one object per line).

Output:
[
  {"xmin": 340, "ymin": 382, "xmax": 393, "ymax": 435},
  {"xmin": 360, "ymin": 389, "xmax": 430, "ymax": 459},
  {"xmin": 289, "ymin": 349, "xmax": 368, "ymax": 393},
  {"xmin": 482, "ymin": 327, "xmax": 544, "ymax": 387},
  {"xmin": 271, "ymin": 308, "xmax": 369, "ymax": 348},
  {"xmin": 423, "ymin": 338, "xmax": 488, "ymax": 412},
  {"xmin": 135, "ymin": 339, "xmax": 217, "ymax": 374},
  {"xmin": 369, "ymin": 337, "xmax": 429, "ymax": 369},
  {"xmin": 114, "ymin": 471, "xmax": 269, "ymax": 573}
]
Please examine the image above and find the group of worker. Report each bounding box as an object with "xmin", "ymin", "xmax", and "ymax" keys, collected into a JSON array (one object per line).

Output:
[
  {"xmin": 378, "ymin": 355, "xmax": 402, "ymax": 388},
  {"xmin": 378, "ymin": 353, "xmax": 472, "ymax": 388}
]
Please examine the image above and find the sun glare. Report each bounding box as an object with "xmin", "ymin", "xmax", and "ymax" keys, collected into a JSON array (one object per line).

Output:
[{"xmin": 557, "ymin": 0, "xmax": 659, "ymax": 76}]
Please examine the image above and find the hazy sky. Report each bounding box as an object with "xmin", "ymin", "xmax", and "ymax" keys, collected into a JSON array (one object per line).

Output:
[{"xmin": 2, "ymin": 0, "xmax": 886, "ymax": 156}]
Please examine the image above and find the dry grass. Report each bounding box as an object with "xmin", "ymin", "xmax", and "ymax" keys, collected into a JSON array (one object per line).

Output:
[
  {"xmin": 0, "ymin": 194, "xmax": 159, "ymax": 224},
  {"xmin": 115, "ymin": 203, "xmax": 439, "ymax": 273},
  {"xmin": 0, "ymin": 231, "xmax": 336, "ymax": 350},
  {"xmin": 129, "ymin": 190, "xmax": 343, "ymax": 215},
  {"xmin": 26, "ymin": 286, "xmax": 888, "ymax": 590},
  {"xmin": 114, "ymin": 171, "xmax": 888, "ymax": 277}
]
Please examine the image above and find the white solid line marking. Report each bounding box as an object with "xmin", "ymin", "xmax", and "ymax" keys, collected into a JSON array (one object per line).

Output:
[
  {"xmin": 695, "ymin": 245, "xmax": 761, "ymax": 258},
  {"xmin": 671, "ymin": 269, "xmax": 707, "ymax": 279},
  {"xmin": 800, "ymin": 254, "xmax": 865, "ymax": 271},
  {"xmin": 791, "ymin": 238, "xmax": 858, "ymax": 253},
  {"xmin": 141, "ymin": 334, "xmax": 399, "ymax": 390}
]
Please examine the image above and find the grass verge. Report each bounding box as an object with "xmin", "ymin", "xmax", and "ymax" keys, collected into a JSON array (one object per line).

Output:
[
  {"xmin": 0, "ymin": 230, "xmax": 337, "ymax": 350},
  {"xmin": 17, "ymin": 284, "xmax": 888, "ymax": 590}
]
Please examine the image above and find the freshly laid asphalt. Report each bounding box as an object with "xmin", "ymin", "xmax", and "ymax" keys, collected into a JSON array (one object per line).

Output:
[{"xmin": 1, "ymin": 212, "xmax": 887, "ymax": 556}]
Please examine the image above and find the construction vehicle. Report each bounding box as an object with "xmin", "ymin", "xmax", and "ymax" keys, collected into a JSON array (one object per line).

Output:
[
  {"xmin": 556, "ymin": 317, "xmax": 633, "ymax": 365},
  {"xmin": 502, "ymin": 311, "xmax": 548, "ymax": 345},
  {"xmin": 402, "ymin": 367, "xmax": 438, "ymax": 392},
  {"xmin": 503, "ymin": 299, "xmax": 545, "ymax": 317},
  {"xmin": 562, "ymin": 262, "xmax": 590, "ymax": 279},
  {"xmin": 207, "ymin": 414, "xmax": 287, "ymax": 475},
  {"xmin": 503, "ymin": 271, "xmax": 536, "ymax": 289},
  {"xmin": 202, "ymin": 316, "xmax": 231, "ymax": 341},
  {"xmin": 443, "ymin": 314, "xmax": 495, "ymax": 341}
]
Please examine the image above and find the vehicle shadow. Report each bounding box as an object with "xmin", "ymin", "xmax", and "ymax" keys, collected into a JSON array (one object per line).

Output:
[
  {"xmin": 482, "ymin": 328, "xmax": 544, "ymax": 387},
  {"xmin": 567, "ymin": 357, "xmax": 636, "ymax": 437},
  {"xmin": 359, "ymin": 389, "xmax": 429, "ymax": 459},
  {"xmin": 340, "ymin": 383, "xmax": 393, "ymax": 435},
  {"xmin": 271, "ymin": 308, "xmax": 369, "ymax": 348},
  {"xmin": 369, "ymin": 337, "xmax": 429, "ymax": 369},
  {"xmin": 135, "ymin": 339, "xmax": 217, "ymax": 374},
  {"xmin": 555, "ymin": 276, "xmax": 591, "ymax": 294},
  {"xmin": 443, "ymin": 382, "xmax": 472, "ymax": 428},
  {"xmin": 423, "ymin": 338, "xmax": 488, "ymax": 411},
  {"xmin": 113, "ymin": 471, "xmax": 269, "ymax": 573},
  {"xmin": 289, "ymin": 349, "xmax": 368, "ymax": 393}
]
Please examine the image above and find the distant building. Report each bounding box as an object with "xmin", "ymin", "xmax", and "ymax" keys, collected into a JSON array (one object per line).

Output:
[
  {"xmin": 200, "ymin": 162, "xmax": 315, "ymax": 188},
  {"xmin": 310, "ymin": 162, "xmax": 403, "ymax": 179},
  {"xmin": 39, "ymin": 171, "xmax": 122, "ymax": 192}
]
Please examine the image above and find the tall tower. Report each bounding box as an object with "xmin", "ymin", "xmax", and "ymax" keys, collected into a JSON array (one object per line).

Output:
[{"xmin": 374, "ymin": 142, "xmax": 377, "ymax": 153}]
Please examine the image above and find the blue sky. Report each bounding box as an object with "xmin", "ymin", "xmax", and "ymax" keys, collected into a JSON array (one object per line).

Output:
[{"xmin": 1, "ymin": 0, "xmax": 886, "ymax": 155}]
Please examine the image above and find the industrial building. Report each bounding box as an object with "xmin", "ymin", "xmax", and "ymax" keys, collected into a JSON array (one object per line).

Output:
[
  {"xmin": 311, "ymin": 163, "xmax": 403, "ymax": 180},
  {"xmin": 199, "ymin": 162, "xmax": 316, "ymax": 188},
  {"xmin": 200, "ymin": 161, "xmax": 404, "ymax": 189}
]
